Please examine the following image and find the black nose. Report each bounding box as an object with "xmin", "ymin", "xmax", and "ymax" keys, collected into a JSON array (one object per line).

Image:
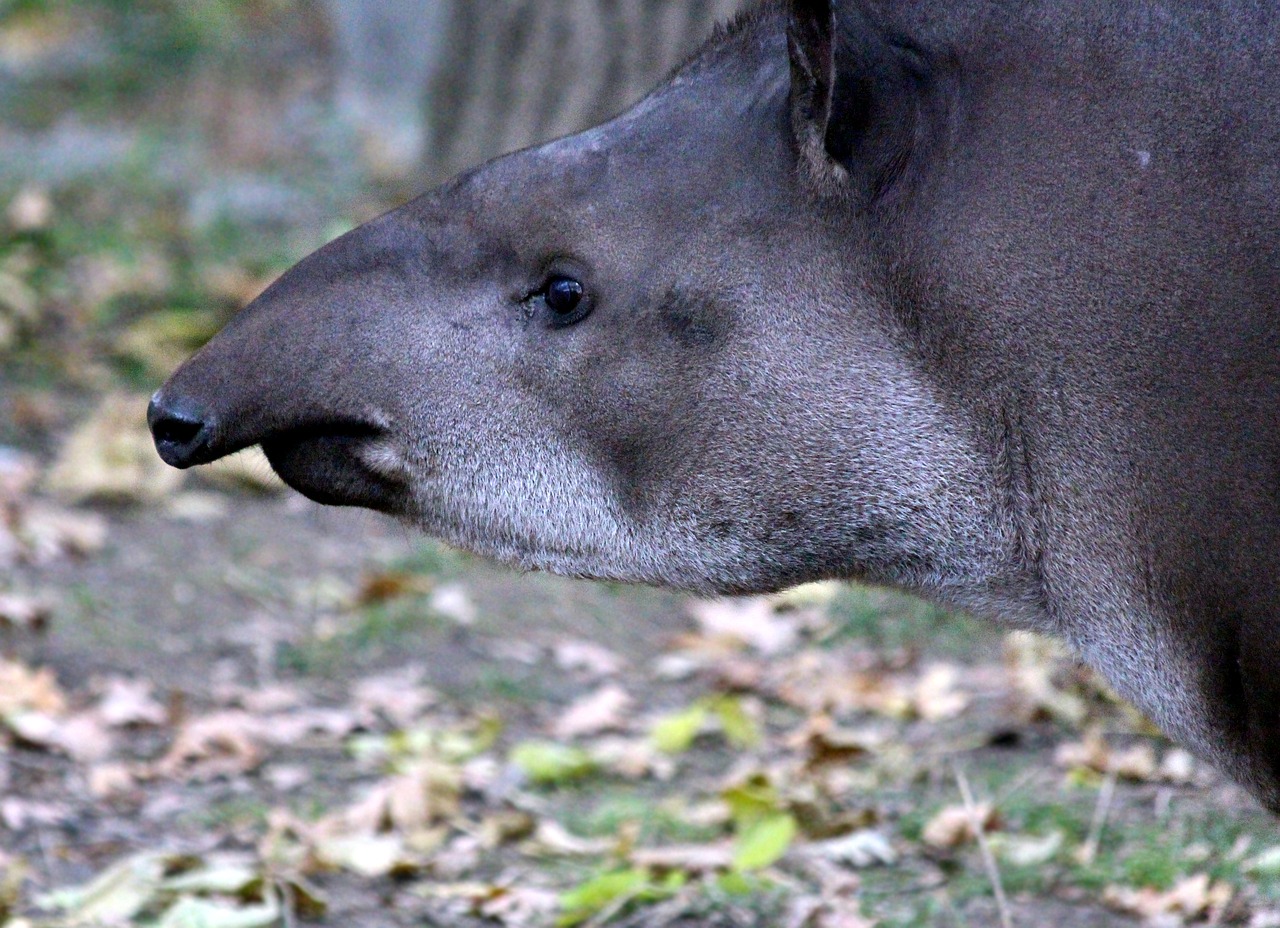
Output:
[{"xmin": 148, "ymin": 392, "xmax": 214, "ymax": 468}]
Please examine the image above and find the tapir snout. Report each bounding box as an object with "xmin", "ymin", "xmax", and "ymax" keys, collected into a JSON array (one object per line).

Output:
[
  {"xmin": 152, "ymin": 1, "xmax": 1280, "ymax": 811},
  {"xmin": 150, "ymin": 211, "xmax": 432, "ymax": 508}
]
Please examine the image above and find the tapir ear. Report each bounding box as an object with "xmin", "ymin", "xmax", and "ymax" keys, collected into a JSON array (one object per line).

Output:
[{"xmin": 787, "ymin": 0, "xmax": 929, "ymax": 195}]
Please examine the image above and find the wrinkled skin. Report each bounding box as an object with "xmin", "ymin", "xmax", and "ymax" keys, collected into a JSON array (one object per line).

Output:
[{"xmin": 152, "ymin": 1, "xmax": 1280, "ymax": 810}]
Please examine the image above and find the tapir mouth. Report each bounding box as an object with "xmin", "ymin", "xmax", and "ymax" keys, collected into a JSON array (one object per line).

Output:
[
  {"xmin": 149, "ymin": 386, "xmax": 407, "ymax": 510},
  {"xmin": 260, "ymin": 423, "xmax": 410, "ymax": 511}
]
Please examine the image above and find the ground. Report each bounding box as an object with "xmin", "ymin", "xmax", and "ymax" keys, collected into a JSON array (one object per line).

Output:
[{"xmin": 2, "ymin": 452, "xmax": 1278, "ymax": 927}]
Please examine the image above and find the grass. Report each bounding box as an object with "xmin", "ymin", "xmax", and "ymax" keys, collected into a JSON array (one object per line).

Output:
[
  {"xmin": 864, "ymin": 752, "xmax": 1280, "ymax": 926},
  {"xmin": 187, "ymin": 796, "xmax": 272, "ymax": 832},
  {"xmin": 276, "ymin": 603, "xmax": 445, "ymax": 678},
  {"xmin": 462, "ymin": 666, "xmax": 550, "ymax": 707},
  {"xmin": 826, "ymin": 586, "xmax": 991, "ymax": 657},
  {"xmin": 258, "ymin": 543, "xmax": 462, "ymax": 677},
  {"xmin": 564, "ymin": 791, "xmax": 725, "ymax": 846}
]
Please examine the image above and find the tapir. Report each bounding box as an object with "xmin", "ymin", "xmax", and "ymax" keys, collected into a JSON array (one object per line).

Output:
[{"xmin": 149, "ymin": 0, "xmax": 1280, "ymax": 809}]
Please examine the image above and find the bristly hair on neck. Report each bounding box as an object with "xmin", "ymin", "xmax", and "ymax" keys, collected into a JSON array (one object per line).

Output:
[
  {"xmin": 711, "ymin": 0, "xmax": 788, "ymax": 42},
  {"xmin": 665, "ymin": 0, "xmax": 787, "ymax": 85}
]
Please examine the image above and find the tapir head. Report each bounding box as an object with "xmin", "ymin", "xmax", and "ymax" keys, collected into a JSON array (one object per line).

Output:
[{"xmin": 152, "ymin": 1, "xmax": 996, "ymax": 597}]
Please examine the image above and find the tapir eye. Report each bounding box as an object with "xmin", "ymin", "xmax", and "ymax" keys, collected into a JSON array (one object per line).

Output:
[{"xmin": 542, "ymin": 275, "xmax": 588, "ymax": 324}]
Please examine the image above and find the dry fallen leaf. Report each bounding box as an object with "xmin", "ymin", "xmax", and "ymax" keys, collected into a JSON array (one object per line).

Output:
[
  {"xmin": 327, "ymin": 760, "xmax": 462, "ymax": 836},
  {"xmin": 417, "ymin": 881, "xmax": 560, "ymax": 924},
  {"xmin": 1054, "ymin": 729, "xmax": 1111, "ymax": 774},
  {"xmin": 265, "ymin": 764, "xmax": 312, "ymax": 793},
  {"xmin": 1003, "ymin": 630, "xmax": 1089, "ymax": 726},
  {"xmin": 314, "ymin": 834, "xmax": 412, "ymax": 879},
  {"xmin": 155, "ymin": 711, "xmax": 264, "ymax": 781},
  {"xmin": 630, "ymin": 842, "xmax": 735, "ymax": 874},
  {"xmin": 1159, "ymin": 749, "xmax": 1197, "ymax": 785},
  {"xmin": 553, "ymin": 685, "xmax": 633, "ymax": 740},
  {"xmin": 45, "ymin": 394, "xmax": 184, "ymax": 503},
  {"xmin": 44, "ymin": 712, "xmax": 113, "ymax": 762},
  {"xmin": 589, "ymin": 735, "xmax": 677, "ymax": 781},
  {"xmin": 0, "ymin": 593, "xmax": 52, "ymax": 632},
  {"xmin": 687, "ymin": 597, "xmax": 800, "ymax": 656},
  {"xmin": 911, "ymin": 664, "xmax": 969, "ymax": 721},
  {"xmin": 355, "ymin": 571, "xmax": 433, "ymax": 605},
  {"xmin": 0, "ymin": 446, "xmax": 38, "ymax": 499},
  {"xmin": 804, "ymin": 830, "xmax": 898, "ymax": 868},
  {"xmin": 1103, "ymin": 873, "xmax": 1232, "ymax": 921},
  {"xmin": 922, "ymin": 803, "xmax": 1000, "ymax": 850},
  {"xmin": 353, "ymin": 668, "xmax": 435, "ymax": 728},
  {"xmin": 96, "ymin": 677, "xmax": 167, "ymax": 728},
  {"xmin": 233, "ymin": 683, "xmax": 303, "ymax": 715},
  {"xmin": 553, "ymin": 639, "xmax": 623, "ymax": 678},
  {"xmin": 18, "ymin": 504, "xmax": 108, "ymax": 563},
  {"xmin": 429, "ymin": 583, "xmax": 476, "ymax": 626},
  {"xmin": 522, "ymin": 820, "xmax": 615, "ymax": 858},
  {"xmin": 787, "ymin": 715, "xmax": 881, "ymax": 773},
  {"xmin": 262, "ymin": 707, "xmax": 362, "ymax": 744},
  {"xmin": 165, "ymin": 491, "xmax": 231, "ymax": 523},
  {"xmin": 993, "ymin": 830, "xmax": 1064, "ymax": 867},
  {"xmin": 35, "ymin": 851, "xmax": 173, "ymax": 924},
  {"xmin": 476, "ymin": 885, "xmax": 560, "ymax": 924},
  {"xmin": 771, "ymin": 651, "xmax": 958, "ymax": 721},
  {"xmin": 1, "ymin": 797, "xmax": 70, "ymax": 831},
  {"xmin": 787, "ymin": 896, "xmax": 876, "ymax": 928},
  {"xmin": 0, "ymin": 659, "xmax": 66, "ymax": 715},
  {"xmin": 87, "ymin": 762, "xmax": 137, "ymax": 800},
  {"xmin": 7, "ymin": 186, "xmax": 52, "ymax": 231},
  {"xmin": 479, "ymin": 810, "xmax": 538, "ymax": 848},
  {"xmin": 2, "ymin": 442, "xmax": 107, "ymax": 566},
  {"xmin": 1055, "ymin": 731, "xmax": 1167, "ymax": 783},
  {"xmin": 1108, "ymin": 742, "xmax": 1159, "ymax": 782}
]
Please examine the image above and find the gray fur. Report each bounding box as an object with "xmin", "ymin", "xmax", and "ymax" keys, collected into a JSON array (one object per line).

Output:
[{"xmin": 150, "ymin": 1, "xmax": 1280, "ymax": 809}]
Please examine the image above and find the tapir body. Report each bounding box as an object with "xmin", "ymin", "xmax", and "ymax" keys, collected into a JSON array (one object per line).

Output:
[{"xmin": 151, "ymin": 1, "xmax": 1280, "ymax": 807}]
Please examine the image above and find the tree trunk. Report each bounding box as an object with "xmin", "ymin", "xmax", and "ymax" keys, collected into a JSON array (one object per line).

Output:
[{"xmin": 323, "ymin": 1, "xmax": 749, "ymax": 185}]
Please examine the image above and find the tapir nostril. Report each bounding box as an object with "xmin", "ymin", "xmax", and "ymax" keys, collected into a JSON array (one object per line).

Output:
[
  {"xmin": 148, "ymin": 393, "xmax": 214, "ymax": 468},
  {"xmin": 152, "ymin": 413, "xmax": 203, "ymax": 446}
]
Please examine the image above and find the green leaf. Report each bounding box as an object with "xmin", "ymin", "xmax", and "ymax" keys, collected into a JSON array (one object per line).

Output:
[
  {"xmin": 557, "ymin": 868, "xmax": 650, "ymax": 926},
  {"xmin": 715, "ymin": 871, "xmax": 756, "ymax": 896},
  {"xmin": 710, "ymin": 696, "xmax": 761, "ymax": 749},
  {"xmin": 650, "ymin": 704, "xmax": 708, "ymax": 754},
  {"xmin": 653, "ymin": 871, "xmax": 689, "ymax": 896},
  {"xmin": 510, "ymin": 741, "xmax": 597, "ymax": 785},
  {"xmin": 732, "ymin": 813, "xmax": 797, "ymax": 873},
  {"xmin": 722, "ymin": 773, "xmax": 782, "ymax": 830}
]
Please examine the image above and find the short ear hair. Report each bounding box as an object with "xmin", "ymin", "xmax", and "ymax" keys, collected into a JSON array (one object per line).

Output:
[{"xmin": 787, "ymin": 0, "xmax": 934, "ymax": 199}]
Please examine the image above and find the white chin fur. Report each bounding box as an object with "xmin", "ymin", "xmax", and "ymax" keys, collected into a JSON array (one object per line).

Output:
[{"xmin": 356, "ymin": 439, "xmax": 414, "ymax": 482}]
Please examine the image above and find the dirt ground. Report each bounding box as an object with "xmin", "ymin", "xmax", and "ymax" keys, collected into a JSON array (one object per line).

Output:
[
  {"xmin": 1, "ymin": 485, "xmax": 688, "ymax": 926},
  {"xmin": 3, "ymin": 453, "xmax": 1277, "ymax": 927}
]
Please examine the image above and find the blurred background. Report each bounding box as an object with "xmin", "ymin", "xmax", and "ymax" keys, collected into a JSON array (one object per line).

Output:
[{"xmin": 0, "ymin": 4, "xmax": 1276, "ymax": 928}]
